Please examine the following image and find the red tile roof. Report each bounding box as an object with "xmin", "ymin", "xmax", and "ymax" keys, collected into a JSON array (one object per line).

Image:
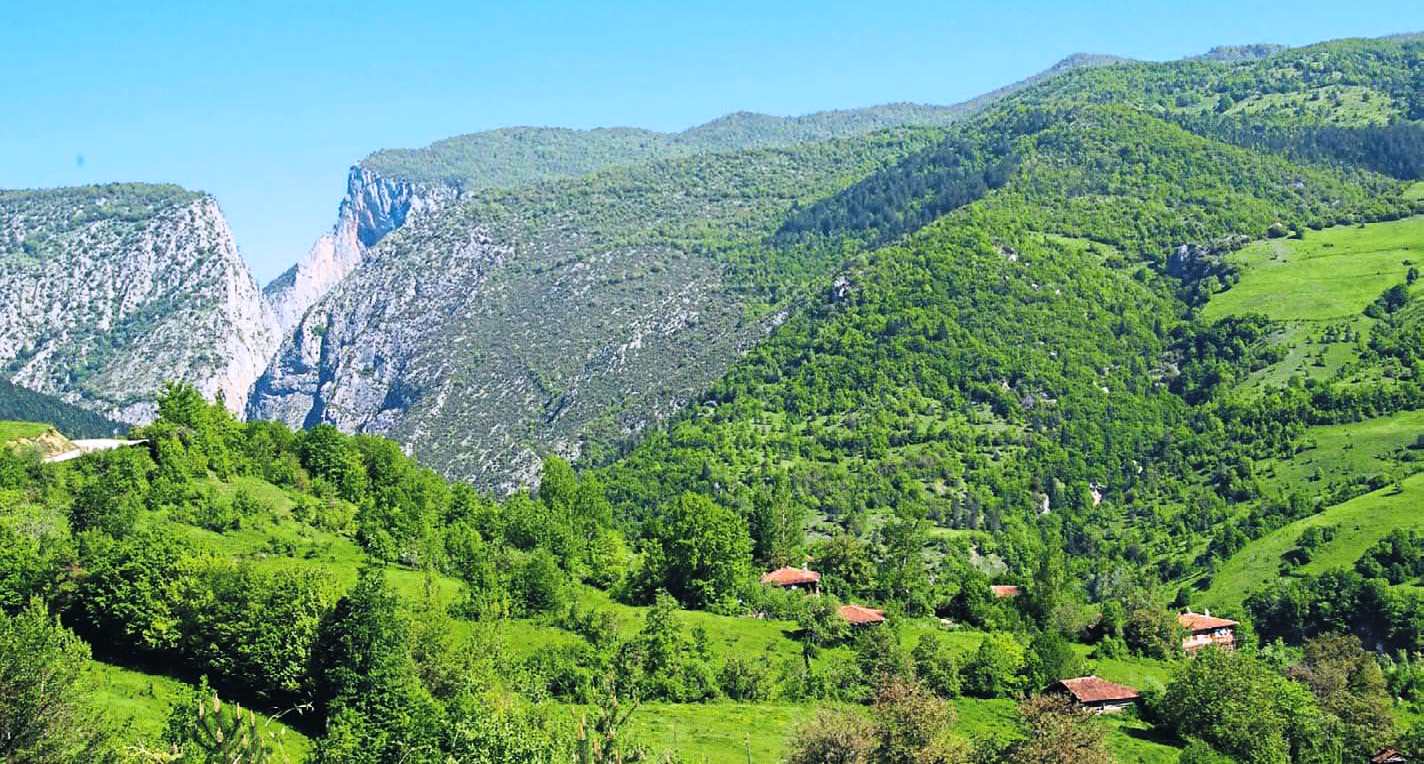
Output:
[
  {"xmin": 760, "ymin": 567, "xmax": 821, "ymax": 587},
  {"xmin": 1178, "ymin": 611, "xmax": 1238, "ymax": 631},
  {"xmin": 838, "ymin": 604, "xmax": 886, "ymax": 625},
  {"xmin": 1050, "ymin": 676, "xmax": 1141, "ymax": 704},
  {"xmin": 990, "ymin": 585, "xmax": 1022, "ymax": 598}
]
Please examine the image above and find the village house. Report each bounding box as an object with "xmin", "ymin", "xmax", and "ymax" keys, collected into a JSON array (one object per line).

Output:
[
  {"xmin": 760, "ymin": 566, "xmax": 821, "ymax": 594},
  {"xmin": 1178, "ymin": 609, "xmax": 1237, "ymax": 653},
  {"xmin": 838, "ymin": 604, "xmax": 886, "ymax": 626},
  {"xmin": 1370, "ymin": 748, "xmax": 1407, "ymax": 764},
  {"xmin": 990, "ymin": 584, "xmax": 1021, "ymax": 599},
  {"xmin": 1046, "ymin": 675, "xmax": 1141, "ymax": 714}
]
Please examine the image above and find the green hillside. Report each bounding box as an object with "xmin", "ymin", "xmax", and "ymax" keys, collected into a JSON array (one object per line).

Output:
[
  {"xmin": 0, "ymin": 420, "xmax": 49, "ymax": 443},
  {"xmin": 1204, "ymin": 217, "xmax": 1424, "ymax": 323},
  {"xmin": 1206, "ymin": 471, "xmax": 1424, "ymax": 609}
]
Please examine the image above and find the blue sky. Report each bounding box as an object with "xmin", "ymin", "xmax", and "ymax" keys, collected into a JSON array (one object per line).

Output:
[{"xmin": 3, "ymin": 1, "xmax": 1421, "ymax": 283}]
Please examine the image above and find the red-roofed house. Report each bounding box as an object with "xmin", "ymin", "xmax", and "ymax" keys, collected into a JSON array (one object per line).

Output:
[
  {"xmin": 838, "ymin": 604, "xmax": 886, "ymax": 626},
  {"xmin": 1046, "ymin": 676, "xmax": 1141, "ymax": 714},
  {"xmin": 760, "ymin": 566, "xmax": 821, "ymax": 594},
  {"xmin": 1178, "ymin": 610, "xmax": 1237, "ymax": 653},
  {"xmin": 990, "ymin": 585, "xmax": 1022, "ymax": 599}
]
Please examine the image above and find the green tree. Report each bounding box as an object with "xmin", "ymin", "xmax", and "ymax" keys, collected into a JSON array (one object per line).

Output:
[
  {"xmin": 70, "ymin": 445, "xmax": 154, "ymax": 536},
  {"xmin": 1286, "ymin": 634, "xmax": 1394, "ymax": 758},
  {"xmin": 961, "ymin": 632, "xmax": 1027, "ymax": 699},
  {"xmin": 1158, "ymin": 648, "xmax": 1332, "ymax": 764},
  {"xmin": 311, "ymin": 567, "xmax": 441, "ymax": 763},
  {"xmin": 0, "ymin": 600, "xmax": 114, "ymax": 762},
  {"xmin": 636, "ymin": 493, "xmax": 752, "ymax": 609},
  {"xmin": 912, "ymin": 631, "xmax": 962, "ymax": 698},
  {"xmin": 1123, "ymin": 607, "xmax": 1183, "ymax": 659}
]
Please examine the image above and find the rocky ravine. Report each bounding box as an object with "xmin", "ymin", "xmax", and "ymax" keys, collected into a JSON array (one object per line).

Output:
[
  {"xmin": 264, "ymin": 167, "xmax": 456, "ymax": 333},
  {"xmin": 0, "ymin": 185, "xmax": 279, "ymax": 423}
]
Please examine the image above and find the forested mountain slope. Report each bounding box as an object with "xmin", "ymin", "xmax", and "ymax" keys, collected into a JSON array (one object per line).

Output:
[
  {"xmin": 0, "ymin": 184, "xmax": 280, "ymax": 423},
  {"xmin": 600, "ymin": 102, "xmax": 1413, "ymax": 572},
  {"xmin": 0, "ymin": 379, "xmax": 122, "ymax": 438}
]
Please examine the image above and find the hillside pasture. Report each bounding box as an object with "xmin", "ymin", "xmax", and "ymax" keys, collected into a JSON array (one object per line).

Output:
[
  {"xmin": 1206, "ymin": 471, "xmax": 1424, "ymax": 609},
  {"xmin": 1204, "ymin": 217, "xmax": 1424, "ymax": 323}
]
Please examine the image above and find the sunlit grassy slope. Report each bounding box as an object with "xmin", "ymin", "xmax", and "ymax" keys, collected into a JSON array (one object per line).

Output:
[
  {"xmin": 87, "ymin": 661, "xmax": 314, "ymax": 760},
  {"xmin": 1206, "ymin": 471, "xmax": 1424, "ymax": 610},
  {"xmin": 1204, "ymin": 217, "xmax": 1424, "ymax": 323},
  {"xmin": 0, "ymin": 420, "xmax": 50, "ymax": 443}
]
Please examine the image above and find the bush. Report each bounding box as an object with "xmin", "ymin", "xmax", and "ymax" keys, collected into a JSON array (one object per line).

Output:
[
  {"xmin": 784, "ymin": 709, "xmax": 876, "ymax": 764},
  {"xmin": 718, "ymin": 653, "xmax": 775, "ymax": 701},
  {"xmin": 911, "ymin": 631, "xmax": 961, "ymax": 698},
  {"xmin": 961, "ymin": 632, "xmax": 1027, "ymax": 699},
  {"xmin": 511, "ymin": 549, "xmax": 571, "ymax": 617}
]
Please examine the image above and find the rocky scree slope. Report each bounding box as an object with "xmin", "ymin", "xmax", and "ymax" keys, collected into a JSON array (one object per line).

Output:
[{"xmin": 0, "ymin": 184, "xmax": 279, "ymax": 423}]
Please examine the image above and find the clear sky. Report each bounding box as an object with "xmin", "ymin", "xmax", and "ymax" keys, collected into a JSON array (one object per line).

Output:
[{"xmin": 3, "ymin": 1, "xmax": 1421, "ymax": 283}]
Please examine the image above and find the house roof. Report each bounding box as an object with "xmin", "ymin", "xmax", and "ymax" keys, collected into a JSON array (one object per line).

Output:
[
  {"xmin": 1178, "ymin": 611, "xmax": 1238, "ymax": 631},
  {"xmin": 990, "ymin": 585, "xmax": 1022, "ymax": 598},
  {"xmin": 1050, "ymin": 676, "xmax": 1141, "ymax": 704},
  {"xmin": 1371, "ymin": 747, "xmax": 1407, "ymax": 764},
  {"xmin": 838, "ymin": 604, "xmax": 886, "ymax": 625},
  {"xmin": 761, "ymin": 567, "xmax": 821, "ymax": 586}
]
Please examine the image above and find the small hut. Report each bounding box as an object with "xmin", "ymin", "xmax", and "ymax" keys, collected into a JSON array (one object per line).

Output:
[
  {"xmin": 838, "ymin": 604, "xmax": 886, "ymax": 626},
  {"xmin": 1046, "ymin": 676, "xmax": 1141, "ymax": 714},
  {"xmin": 990, "ymin": 585, "xmax": 1022, "ymax": 599},
  {"xmin": 1178, "ymin": 610, "xmax": 1237, "ymax": 653},
  {"xmin": 760, "ymin": 566, "xmax": 821, "ymax": 594}
]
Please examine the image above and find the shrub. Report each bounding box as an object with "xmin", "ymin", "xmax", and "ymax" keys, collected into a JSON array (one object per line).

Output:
[
  {"xmin": 911, "ymin": 631, "xmax": 961, "ymax": 698},
  {"xmin": 511, "ymin": 549, "xmax": 571, "ymax": 617}
]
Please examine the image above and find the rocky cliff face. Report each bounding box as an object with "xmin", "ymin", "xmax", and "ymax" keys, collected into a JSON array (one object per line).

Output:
[
  {"xmin": 0, "ymin": 184, "xmax": 279, "ymax": 423},
  {"xmin": 264, "ymin": 167, "xmax": 455, "ymax": 332}
]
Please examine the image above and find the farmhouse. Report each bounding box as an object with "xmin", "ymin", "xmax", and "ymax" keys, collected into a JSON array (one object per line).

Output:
[
  {"xmin": 1178, "ymin": 609, "xmax": 1237, "ymax": 653},
  {"xmin": 838, "ymin": 604, "xmax": 886, "ymax": 626},
  {"xmin": 1046, "ymin": 675, "xmax": 1141, "ymax": 714},
  {"xmin": 990, "ymin": 584, "xmax": 1021, "ymax": 599},
  {"xmin": 760, "ymin": 566, "xmax": 821, "ymax": 594},
  {"xmin": 1370, "ymin": 748, "xmax": 1407, "ymax": 764}
]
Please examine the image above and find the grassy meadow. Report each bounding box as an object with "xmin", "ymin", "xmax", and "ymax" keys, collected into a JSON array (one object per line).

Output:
[
  {"xmin": 1204, "ymin": 217, "xmax": 1424, "ymax": 323},
  {"xmin": 1206, "ymin": 471, "xmax": 1424, "ymax": 609},
  {"xmin": 0, "ymin": 420, "xmax": 50, "ymax": 443}
]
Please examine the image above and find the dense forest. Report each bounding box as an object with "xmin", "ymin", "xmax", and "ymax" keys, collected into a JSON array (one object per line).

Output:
[{"xmin": 5, "ymin": 31, "xmax": 1424, "ymax": 764}]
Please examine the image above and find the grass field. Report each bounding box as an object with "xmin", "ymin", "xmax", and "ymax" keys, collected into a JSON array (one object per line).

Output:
[
  {"xmin": 87, "ymin": 661, "xmax": 314, "ymax": 760},
  {"xmin": 1203, "ymin": 217, "xmax": 1424, "ymax": 323},
  {"xmin": 1205, "ymin": 471, "xmax": 1424, "ymax": 609},
  {"xmin": 0, "ymin": 420, "xmax": 49, "ymax": 443},
  {"xmin": 1260, "ymin": 408, "xmax": 1424, "ymax": 496},
  {"xmin": 1406, "ymin": 182, "xmax": 1424, "ymax": 202}
]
